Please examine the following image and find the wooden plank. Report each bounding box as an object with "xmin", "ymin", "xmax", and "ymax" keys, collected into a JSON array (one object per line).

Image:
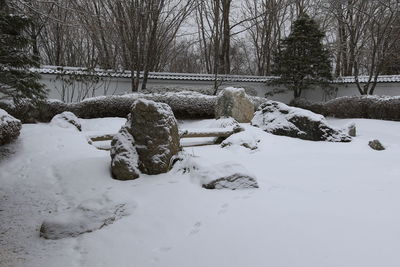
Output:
[{"xmin": 180, "ymin": 126, "xmax": 244, "ymax": 138}]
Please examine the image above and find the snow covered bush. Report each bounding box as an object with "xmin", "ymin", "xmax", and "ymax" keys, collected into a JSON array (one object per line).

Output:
[
  {"xmin": 0, "ymin": 108, "xmax": 22, "ymax": 145},
  {"xmin": 50, "ymin": 111, "xmax": 82, "ymax": 131},
  {"xmin": 0, "ymin": 91, "xmax": 268, "ymax": 123},
  {"xmin": 291, "ymin": 96, "xmax": 400, "ymax": 121},
  {"xmin": 252, "ymin": 101, "xmax": 351, "ymax": 142}
]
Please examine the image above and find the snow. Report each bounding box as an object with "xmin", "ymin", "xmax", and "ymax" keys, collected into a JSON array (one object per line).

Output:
[
  {"xmin": 50, "ymin": 111, "xmax": 81, "ymax": 131},
  {"xmin": 0, "ymin": 108, "xmax": 20, "ymax": 124},
  {"xmin": 1, "ymin": 117, "xmax": 400, "ymax": 266}
]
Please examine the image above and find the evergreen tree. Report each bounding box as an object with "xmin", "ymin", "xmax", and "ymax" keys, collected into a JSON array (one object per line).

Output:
[
  {"xmin": 0, "ymin": 0, "xmax": 46, "ymax": 102},
  {"xmin": 273, "ymin": 13, "xmax": 332, "ymax": 98}
]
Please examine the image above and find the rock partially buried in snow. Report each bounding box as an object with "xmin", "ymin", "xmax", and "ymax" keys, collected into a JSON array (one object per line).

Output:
[
  {"xmin": 221, "ymin": 130, "xmax": 261, "ymax": 150},
  {"xmin": 208, "ymin": 117, "xmax": 240, "ymax": 129},
  {"xmin": 0, "ymin": 108, "xmax": 22, "ymax": 145},
  {"xmin": 252, "ymin": 101, "xmax": 351, "ymax": 142},
  {"xmin": 215, "ymin": 88, "xmax": 255, "ymax": 123},
  {"xmin": 130, "ymin": 99, "xmax": 181, "ymax": 175},
  {"xmin": 110, "ymin": 117, "xmax": 140, "ymax": 180},
  {"xmin": 50, "ymin": 111, "xmax": 82, "ymax": 131},
  {"xmin": 347, "ymin": 122, "xmax": 356, "ymax": 137},
  {"xmin": 192, "ymin": 162, "xmax": 259, "ymax": 190},
  {"xmin": 40, "ymin": 202, "xmax": 128, "ymax": 240},
  {"xmin": 368, "ymin": 139, "xmax": 385, "ymax": 151}
]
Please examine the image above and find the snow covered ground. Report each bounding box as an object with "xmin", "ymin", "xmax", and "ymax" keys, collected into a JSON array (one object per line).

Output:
[{"xmin": 1, "ymin": 117, "xmax": 400, "ymax": 267}]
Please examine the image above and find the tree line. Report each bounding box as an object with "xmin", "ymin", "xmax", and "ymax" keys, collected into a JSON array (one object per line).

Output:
[{"xmin": 3, "ymin": 0, "xmax": 400, "ymax": 95}]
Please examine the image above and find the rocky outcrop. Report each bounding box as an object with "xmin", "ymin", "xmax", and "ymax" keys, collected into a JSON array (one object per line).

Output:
[
  {"xmin": 252, "ymin": 101, "xmax": 351, "ymax": 142},
  {"xmin": 368, "ymin": 139, "xmax": 385, "ymax": 151},
  {"xmin": 130, "ymin": 99, "xmax": 181, "ymax": 175},
  {"xmin": 0, "ymin": 109, "xmax": 22, "ymax": 145},
  {"xmin": 110, "ymin": 119, "xmax": 140, "ymax": 180},
  {"xmin": 50, "ymin": 111, "xmax": 82, "ymax": 131},
  {"xmin": 215, "ymin": 88, "xmax": 255, "ymax": 123}
]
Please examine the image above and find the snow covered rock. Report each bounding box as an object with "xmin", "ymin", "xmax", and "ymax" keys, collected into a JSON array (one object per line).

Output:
[
  {"xmin": 40, "ymin": 202, "xmax": 128, "ymax": 240},
  {"xmin": 208, "ymin": 117, "xmax": 240, "ymax": 129},
  {"xmin": 0, "ymin": 108, "xmax": 22, "ymax": 145},
  {"xmin": 221, "ymin": 130, "xmax": 261, "ymax": 150},
  {"xmin": 192, "ymin": 162, "xmax": 259, "ymax": 190},
  {"xmin": 252, "ymin": 101, "xmax": 351, "ymax": 142},
  {"xmin": 215, "ymin": 87, "xmax": 255, "ymax": 123},
  {"xmin": 50, "ymin": 111, "xmax": 82, "ymax": 131},
  {"xmin": 131, "ymin": 99, "xmax": 180, "ymax": 175},
  {"xmin": 368, "ymin": 139, "xmax": 385, "ymax": 151},
  {"xmin": 110, "ymin": 119, "xmax": 140, "ymax": 180},
  {"xmin": 347, "ymin": 122, "xmax": 357, "ymax": 137}
]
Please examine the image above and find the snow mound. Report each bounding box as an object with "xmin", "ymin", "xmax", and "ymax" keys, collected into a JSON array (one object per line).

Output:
[
  {"xmin": 221, "ymin": 130, "xmax": 261, "ymax": 150},
  {"xmin": 191, "ymin": 161, "xmax": 259, "ymax": 190},
  {"xmin": 0, "ymin": 108, "xmax": 22, "ymax": 145},
  {"xmin": 252, "ymin": 101, "xmax": 351, "ymax": 142},
  {"xmin": 40, "ymin": 201, "xmax": 130, "ymax": 240},
  {"xmin": 50, "ymin": 111, "xmax": 82, "ymax": 131}
]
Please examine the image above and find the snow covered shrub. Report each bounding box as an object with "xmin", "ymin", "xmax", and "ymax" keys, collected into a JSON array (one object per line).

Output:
[
  {"xmin": 0, "ymin": 108, "xmax": 22, "ymax": 145},
  {"xmin": 50, "ymin": 111, "xmax": 82, "ymax": 131},
  {"xmin": 292, "ymin": 96, "xmax": 400, "ymax": 121},
  {"xmin": 252, "ymin": 101, "xmax": 351, "ymax": 142}
]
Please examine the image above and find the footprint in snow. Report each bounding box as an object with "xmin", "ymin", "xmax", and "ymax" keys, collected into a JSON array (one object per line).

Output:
[
  {"xmin": 218, "ymin": 203, "xmax": 229, "ymax": 215},
  {"xmin": 189, "ymin": 221, "xmax": 202, "ymax": 235}
]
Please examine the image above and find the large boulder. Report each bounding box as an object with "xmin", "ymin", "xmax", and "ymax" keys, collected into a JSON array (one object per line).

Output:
[
  {"xmin": 50, "ymin": 111, "xmax": 82, "ymax": 131},
  {"xmin": 130, "ymin": 99, "xmax": 181, "ymax": 175},
  {"xmin": 215, "ymin": 87, "xmax": 255, "ymax": 123},
  {"xmin": 252, "ymin": 101, "xmax": 351, "ymax": 142},
  {"xmin": 110, "ymin": 118, "xmax": 140, "ymax": 180},
  {"xmin": 0, "ymin": 109, "xmax": 22, "ymax": 145}
]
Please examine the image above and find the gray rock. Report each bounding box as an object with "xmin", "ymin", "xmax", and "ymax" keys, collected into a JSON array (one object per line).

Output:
[
  {"xmin": 50, "ymin": 111, "xmax": 82, "ymax": 131},
  {"xmin": 347, "ymin": 123, "xmax": 356, "ymax": 137},
  {"xmin": 110, "ymin": 119, "xmax": 140, "ymax": 180},
  {"xmin": 202, "ymin": 174, "xmax": 259, "ymax": 190},
  {"xmin": 191, "ymin": 162, "xmax": 259, "ymax": 190},
  {"xmin": 0, "ymin": 109, "xmax": 22, "ymax": 145},
  {"xmin": 40, "ymin": 202, "xmax": 128, "ymax": 240},
  {"xmin": 215, "ymin": 88, "xmax": 255, "ymax": 123},
  {"xmin": 252, "ymin": 101, "xmax": 351, "ymax": 142},
  {"xmin": 368, "ymin": 139, "xmax": 385, "ymax": 151},
  {"xmin": 130, "ymin": 99, "xmax": 181, "ymax": 175}
]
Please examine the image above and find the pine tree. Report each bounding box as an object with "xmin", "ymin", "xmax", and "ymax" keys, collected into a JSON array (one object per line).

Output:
[
  {"xmin": 0, "ymin": 0, "xmax": 46, "ymax": 102},
  {"xmin": 273, "ymin": 13, "xmax": 332, "ymax": 98}
]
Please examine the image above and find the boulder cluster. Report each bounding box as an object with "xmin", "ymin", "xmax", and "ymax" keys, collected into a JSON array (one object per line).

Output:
[{"xmin": 110, "ymin": 99, "xmax": 181, "ymax": 180}]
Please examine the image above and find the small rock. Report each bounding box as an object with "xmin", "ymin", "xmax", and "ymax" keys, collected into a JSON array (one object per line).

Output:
[
  {"xmin": 192, "ymin": 162, "xmax": 259, "ymax": 190},
  {"xmin": 368, "ymin": 139, "xmax": 385, "ymax": 151},
  {"xmin": 347, "ymin": 123, "xmax": 356, "ymax": 137},
  {"xmin": 215, "ymin": 88, "xmax": 255, "ymax": 123},
  {"xmin": 50, "ymin": 111, "xmax": 82, "ymax": 131},
  {"xmin": 221, "ymin": 131, "xmax": 260, "ymax": 150}
]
